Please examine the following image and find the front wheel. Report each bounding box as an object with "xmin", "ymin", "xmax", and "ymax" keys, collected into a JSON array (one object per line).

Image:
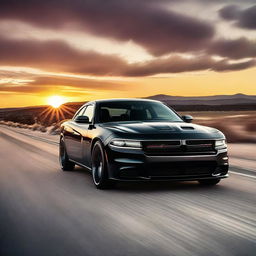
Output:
[
  {"xmin": 198, "ymin": 178, "xmax": 220, "ymax": 186},
  {"xmin": 59, "ymin": 138, "xmax": 75, "ymax": 171},
  {"xmin": 91, "ymin": 141, "xmax": 114, "ymax": 189}
]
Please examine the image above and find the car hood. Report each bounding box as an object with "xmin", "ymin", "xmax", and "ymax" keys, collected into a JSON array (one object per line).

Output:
[{"xmin": 101, "ymin": 121, "xmax": 222, "ymax": 139}]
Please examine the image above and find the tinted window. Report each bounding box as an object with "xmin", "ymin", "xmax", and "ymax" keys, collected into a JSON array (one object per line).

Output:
[
  {"xmin": 98, "ymin": 101, "xmax": 182, "ymax": 123},
  {"xmin": 83, "ymin": 105, "xmax": 94, "ymax": 122}
]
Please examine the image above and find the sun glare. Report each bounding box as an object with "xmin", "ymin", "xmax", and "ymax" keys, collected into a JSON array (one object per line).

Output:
[
  {"xmin": 47, "ymin": 95, "xmax": 65, "ymax": 108},
  {"xmin": 40, "ymin": 96, "xmax": 75, "ymax": 124}
]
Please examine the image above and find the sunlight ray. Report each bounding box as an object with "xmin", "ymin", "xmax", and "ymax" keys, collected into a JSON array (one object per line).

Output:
[
  {"xmin": 39, "ymin": 106, "xmax": 52, "ymax": 117},
  {"xmin": 62, "ymin": 105, "xmax": 77, "ymax": 113},
  {"xmin": 48, "ymin": 109, "xmax": 56, "ymax": 124},
  {"xmin": 61, "ymin": 105, "xmax": 76, "ymax": 116},
  {"xmin": 59, "ymin": 108, "xmax": 66, "ymax": 120},
  {"xmin": 55, "ymin": 109, "xmax": 60, "ymax": 121},
  {"xmin": 40, "ymin": 108, "xmax": 53, "ymax": 123}
]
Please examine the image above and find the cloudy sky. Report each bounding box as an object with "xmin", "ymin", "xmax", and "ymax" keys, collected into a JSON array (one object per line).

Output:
[{"xmin": 0, "ymin": 0, "xmax": 255, "ymax": 107}]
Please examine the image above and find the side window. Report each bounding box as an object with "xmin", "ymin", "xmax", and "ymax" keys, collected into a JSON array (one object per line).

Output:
[
  {"xmin": 145, "ymin": 109, "xmax": 152, "ymax": 119},
  {"xmin": 83, "ymin": 105, "xmax": 94, "ymax": 122}
]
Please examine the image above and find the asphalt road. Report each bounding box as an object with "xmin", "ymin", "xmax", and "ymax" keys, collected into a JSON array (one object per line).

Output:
[{"xmin": 0, "ymin": 127, "xmax": 255, "ymax": 256}]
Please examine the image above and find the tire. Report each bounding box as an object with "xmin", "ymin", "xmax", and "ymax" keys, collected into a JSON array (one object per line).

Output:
[
  {"xmin": 91, "ymin": 141, "xmax": 114, "ymax": 189},
  {"xmin": 59, "ymin": 138, "xmax": 75, "ymax": 171},
  {"xmin": 198, "ymin": 178, "xmax": 220, "ymax": 186}
]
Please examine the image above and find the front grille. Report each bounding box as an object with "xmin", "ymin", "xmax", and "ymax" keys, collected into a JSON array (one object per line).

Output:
[
  {"xmin": 186, "ymin": 140, "xmax": 215, "ymax": 152},
  {"xmin": 148, "ymin": 161, "xmax": 216, "ymax": 177},
  {"xmin": 143, "ymin": 140, "xmax": 216, "ymax": 156}
]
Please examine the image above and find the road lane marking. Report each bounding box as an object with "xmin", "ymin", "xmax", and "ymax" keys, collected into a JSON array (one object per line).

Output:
[{"xmin": 229, "ymin": 171, "xmax": 256, "ymax": 179}]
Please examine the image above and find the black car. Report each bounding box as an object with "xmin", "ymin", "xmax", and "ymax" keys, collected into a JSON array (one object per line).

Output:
[{"xmin": 60, "ymin": 99, "xmax": 228, "ymax": 189}]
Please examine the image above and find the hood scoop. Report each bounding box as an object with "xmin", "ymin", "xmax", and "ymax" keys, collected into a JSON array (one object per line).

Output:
[
  {"xmin": 180, "ymin": 126, "xmax": 195, "ymax": 130},
  {"xmin": 150, "ymin": 125, "xmax": 176, "ymax": 131}
]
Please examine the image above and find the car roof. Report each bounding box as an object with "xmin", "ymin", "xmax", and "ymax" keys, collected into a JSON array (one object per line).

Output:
[{"xmin": 86, "ymin": 98, "xmax": 161, "ymax": 104}]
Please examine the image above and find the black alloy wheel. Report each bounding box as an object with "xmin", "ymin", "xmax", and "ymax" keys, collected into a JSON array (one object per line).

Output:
[{"xmin": 92, "ymin": 141, "xmax": 114, "ymax": 189}]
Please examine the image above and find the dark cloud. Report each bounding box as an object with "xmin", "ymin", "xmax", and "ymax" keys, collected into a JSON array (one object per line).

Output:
[
  {"xmin": 238, "ymin": 5, "xmax": 256, "ymax": 29},
  {"xmin": 0, "ymin": 75, "xmax": 125, "ymax": 94},
  {"xmin": 212, "ymin": 59, "xmax": 255, "ymax": 71},
  {"xmin": 123, "ymin": 56, "xmax": 212, "ymax": 76},
  {"xmin": 0, "ymin": 36, "xmax": 255, "ymax": 78},
  {"xmin": 0, "ymin": 36, "xmax": 127, "ymax": 75},
  {"xmin": 1, "ymin": 55, "xmax": 254, "ymax": 95},
  {"xmin": 32, "ymin": 76, "xmax": 123, "ymax": 91},
  {"xmin": 219, "ymin": 5, "xmax": 256, "ymax": 29},
  {"xmin": 0, "ymin": 0, "xmax": 214, "ymax": 56},
  {"xmin": 209, "ymin": 38, "xmax": 256, "ymax": 59},
  {"xmin": 219, "ymin": 5, "xmax": 240, "ymax": 20},
  {"xmin": 124, "ymin": 56, "xmax": 255, "ymax": 76}
]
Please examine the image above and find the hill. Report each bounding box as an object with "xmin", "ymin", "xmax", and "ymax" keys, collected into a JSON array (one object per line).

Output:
[
  {"xmin": 0, "ymin": 94, "xmax": 256, "ymax": 125},
  {"xmin": 146, "ymin": 93, "xmax": 256, "ymax": 105}
]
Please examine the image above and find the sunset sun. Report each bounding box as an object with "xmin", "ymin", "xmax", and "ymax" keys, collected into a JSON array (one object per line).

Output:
[{"xmin": 47, "ymin": 95, "xmax": 65, "ymax": 108}]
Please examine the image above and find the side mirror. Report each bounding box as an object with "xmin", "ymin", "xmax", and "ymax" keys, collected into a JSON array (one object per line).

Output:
[
  {"xmin": 75, "ymin": 115, "xmax": 90, "ymax": 123},
  {"xmin": 182, "ymin": 115, "xmax": 193, "ymax": 123}
]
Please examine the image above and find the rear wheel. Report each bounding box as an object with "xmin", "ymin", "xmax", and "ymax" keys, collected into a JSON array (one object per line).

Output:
[
  {"xmin": 59, "ymin": 138, "xmax": 75, "ymax": 171},
  {"xmin": 92, "ymin": 141, "xmax": 114, "ymax": 189},
  {"xmin": 198, "ymin": 178, "xmax": 220, "ymax": 186}
]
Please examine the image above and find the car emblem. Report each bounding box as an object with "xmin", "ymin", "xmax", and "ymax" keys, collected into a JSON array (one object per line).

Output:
[
  {"xmin": 180, "ymin": 140, "xmax": 187, "ymax": 151},
  {"xmin": 180, "ymin": 140, "xmax": 186, "ymax": 145}
]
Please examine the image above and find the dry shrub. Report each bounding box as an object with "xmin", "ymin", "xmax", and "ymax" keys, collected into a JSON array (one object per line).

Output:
[
  {"xmin": 39, "ymin": 126, "xmax": 47, "ymax": 133},
  {"xmin": 16, "ymin": 123, "xmax": 22, "ymax": 128},
  {"xmin": 21, "ymin": 124, "xmax": 29, "ymax": 129},
  {"xmin": 30, "ymin": 123, "xmax": 41, "ymax": 131},
  {"xmin": 5, "ymin": 121, "xmax": 12, "ymax": 126},
  {"xmin": 28, "ymin": 123, "xmax": 48, "ymax": 132},
  {"xmin": 1, "ymin": 120, "xmax": 51, "ymax": 134},
  {"xmin": 1, "ymin": 118, "xmax": 69, "ymax": 135},
  {"xmin": 10, "ymin": 122, "xmax": 18, "ymax": 127},
  {"xmin": 3, "ymin": 121, "xmax": 25, "ymax": 129}
]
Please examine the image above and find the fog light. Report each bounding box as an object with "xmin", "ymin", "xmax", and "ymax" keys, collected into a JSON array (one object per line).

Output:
[{"xmin": 212, "ymin": 172, "xmax": 221, "ymax": 177}]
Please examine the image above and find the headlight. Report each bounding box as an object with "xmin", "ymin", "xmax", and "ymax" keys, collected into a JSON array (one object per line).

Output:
[
  {"xmin": 110, "ymin": 139, "xmax": 142, "ymax": 148},
  {"xmin": 215, "ymin": 139, "xmax": 227, "ymax": 148}
]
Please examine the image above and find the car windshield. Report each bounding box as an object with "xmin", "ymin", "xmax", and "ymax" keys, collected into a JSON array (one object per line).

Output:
[{"xmin": 98, "ymin": 101, "xmax": 183, "ymax": 123}]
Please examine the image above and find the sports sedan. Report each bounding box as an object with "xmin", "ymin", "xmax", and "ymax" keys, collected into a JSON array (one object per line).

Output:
[{"xmin": 60, "ymin": 99, "xmax": 229, "ymax": 189}]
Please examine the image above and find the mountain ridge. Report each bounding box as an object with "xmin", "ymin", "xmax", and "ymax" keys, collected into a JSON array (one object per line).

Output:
[
  {"xmin": 145, "ymin": 93, "xmax": 256, "ymax": 105},
  {"xmin": 0, "ymin": 94, "xmax": 256, "ymax": 111}
]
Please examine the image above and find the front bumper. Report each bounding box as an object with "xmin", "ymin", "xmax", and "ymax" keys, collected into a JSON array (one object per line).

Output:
[{"xmin": 105, "ymin": 145, "xmax": 229, "ymax": 181}]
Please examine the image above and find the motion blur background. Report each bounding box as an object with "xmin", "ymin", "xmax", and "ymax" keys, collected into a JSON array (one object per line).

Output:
[
  {"xmin": 0, "ymin": 1, "xmax": 256, "ymax": 256},
  {"xmin": 0, "ymin": 0, "xmax": 255, "ymax": 141},
  {"xmin": 0, "ymin": 93, "xmax": 255, "ymax": 143}
]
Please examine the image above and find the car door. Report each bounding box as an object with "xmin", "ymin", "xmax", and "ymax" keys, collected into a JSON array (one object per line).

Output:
[
  {"xmin": 64, "ymin": 106, "xmax": 86, "ymax": 162},
  {"xmin": 79, "ymin": 104, "xmax": 95, "ymax": 167}
]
